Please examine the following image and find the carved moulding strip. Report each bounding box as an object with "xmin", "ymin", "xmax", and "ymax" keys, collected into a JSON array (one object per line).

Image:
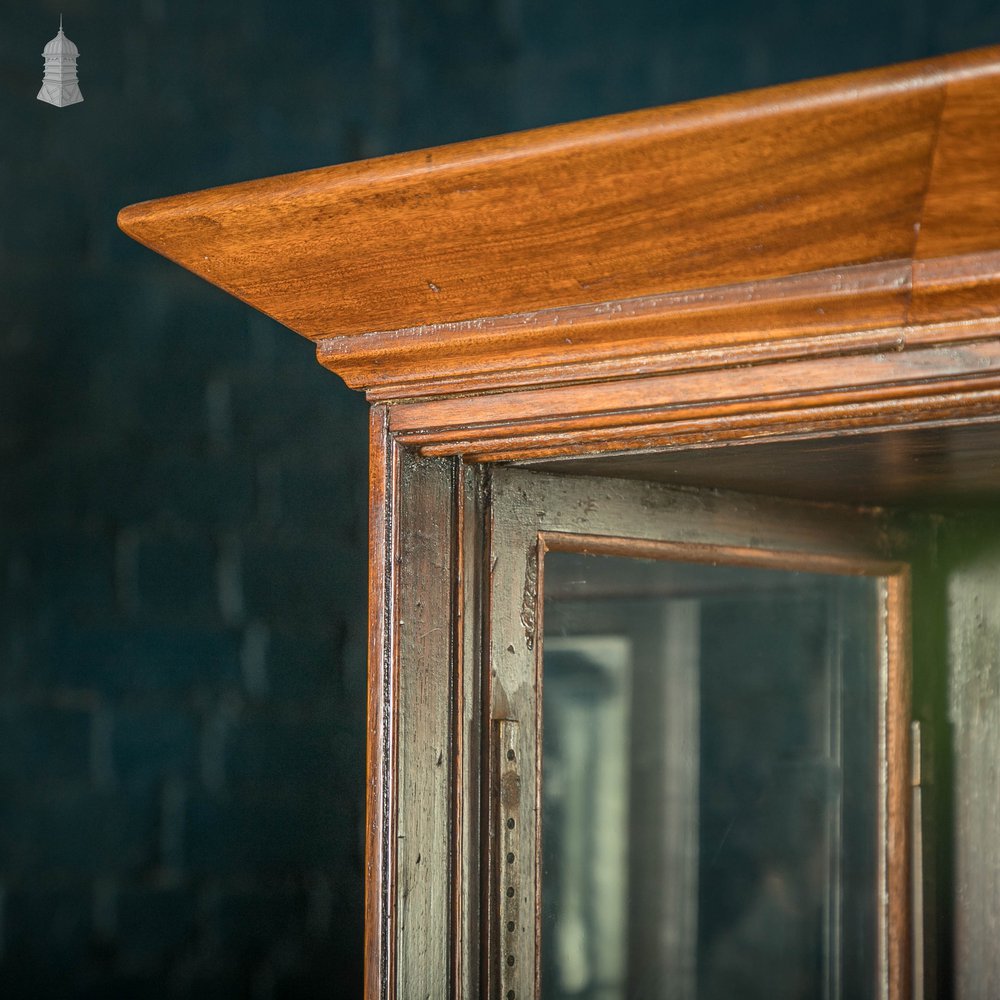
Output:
[
  {"xmin": 384, "ymin": 335, "xmax": 1000, "ymax": 461},
  {"xmin": 316, "ymin": 250, "xmax": 1000, "ymax": 406}
]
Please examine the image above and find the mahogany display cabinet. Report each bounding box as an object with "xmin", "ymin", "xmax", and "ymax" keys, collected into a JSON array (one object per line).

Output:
[{"xmin": 119, "ymin": 46, "xmax": 1000, "ymax": 1000}]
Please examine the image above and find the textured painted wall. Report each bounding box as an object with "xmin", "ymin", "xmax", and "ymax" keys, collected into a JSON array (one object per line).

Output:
[{"xmin": 1, "ymin": 0, "xmax": 999, "ymax": 996}]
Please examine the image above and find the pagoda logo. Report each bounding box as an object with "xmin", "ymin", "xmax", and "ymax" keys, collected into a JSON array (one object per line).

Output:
[{"xmin": 38, "ymin": 16, "xmax": 83, "ymax": 108}]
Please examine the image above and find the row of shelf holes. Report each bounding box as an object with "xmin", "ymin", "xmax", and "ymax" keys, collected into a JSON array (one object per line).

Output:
[{"xmin": 506, "ymin": 742, "xmax": 517, "ymax": 998}]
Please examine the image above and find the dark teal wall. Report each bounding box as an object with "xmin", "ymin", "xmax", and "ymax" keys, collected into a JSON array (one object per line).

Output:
[{"xmin": 1, "ymin": 1, "xmax": 998, "ymax": 996}]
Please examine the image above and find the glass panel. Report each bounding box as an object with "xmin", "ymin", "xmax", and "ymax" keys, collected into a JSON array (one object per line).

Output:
[{"xmin": 541, "ymin": 551, "xmax": 880, "ymax": 1000}]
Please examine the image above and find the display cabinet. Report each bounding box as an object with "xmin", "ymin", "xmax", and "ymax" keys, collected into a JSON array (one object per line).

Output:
[{"xmin": 119, "ymin": 46, "xmax": 1000, "ymax": 999}]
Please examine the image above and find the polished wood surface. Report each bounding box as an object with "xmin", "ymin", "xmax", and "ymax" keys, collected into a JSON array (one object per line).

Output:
[
  {"xmin": 914, "ymin": 76, "xmax": 1000, "ymax": 262},
  {"xmin": 388, "ymin": 337, "xmax": 1000, "ymax": 461},
  {"xmin": 365, "ymin": 404, "xmax": 398, "ymax": 1000},
  {"xmin": 119, "ymin": 48, "xmax": 1000, "ymax": 403},
  {"xmin": 886, "ymin": 571, "xmax": 914, "ymax": 1000}
]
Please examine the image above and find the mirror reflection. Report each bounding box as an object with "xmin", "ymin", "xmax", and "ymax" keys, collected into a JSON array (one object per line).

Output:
[{"xmin": 541, "ymin": 551, "xmax": 880, "ymax": 1000}]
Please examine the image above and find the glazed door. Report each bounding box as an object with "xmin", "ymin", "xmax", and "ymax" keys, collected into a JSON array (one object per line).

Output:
[{"xmin": 483, "ymin": 467, "xmax": 911, "ymax": 1000}]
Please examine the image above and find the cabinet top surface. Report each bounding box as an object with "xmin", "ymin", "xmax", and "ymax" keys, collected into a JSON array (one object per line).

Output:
[{"xmin": 119, "ymin": 46, "xmax": 1000, "ymax": 398}]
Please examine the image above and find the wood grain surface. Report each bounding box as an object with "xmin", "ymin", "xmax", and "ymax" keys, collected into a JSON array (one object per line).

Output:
[
  {"xmin": 394, "ymin": 453, "xmax": 457, "ymax": 999},
  {"xmin": 365, "ymin": 405, "xmax": 398, "ymax": 1000},
  {"xmin": 118, "ymin": 47, "xmax": 1000, "ymax": 401},
  {"xmin": 387, "ymin": 337, "xmax": 1000, "ymax": 460}
]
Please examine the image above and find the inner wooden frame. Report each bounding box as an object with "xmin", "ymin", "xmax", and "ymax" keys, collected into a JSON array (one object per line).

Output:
[
  {"xmin": 484, "ymin": 466, "xmax": 911, "ymax": 1000},
  {"xmin": 536, "ymin": 532, "xmax": 912, "ymax": 1000}
]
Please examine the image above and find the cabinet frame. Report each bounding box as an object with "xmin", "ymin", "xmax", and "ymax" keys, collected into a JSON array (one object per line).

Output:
[
  {"xmin": 372, "ymin": 440, "xmax": 918, "ymax": 999},
  {"xmin": 117, "ymin": 44, "xmax": 1000, "ymax": 1000}
]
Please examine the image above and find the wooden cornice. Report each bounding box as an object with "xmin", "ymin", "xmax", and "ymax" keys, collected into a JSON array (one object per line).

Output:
[{"xmin": 119, "ymin": 47, "xmax": 1000, "ymax": 448}]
